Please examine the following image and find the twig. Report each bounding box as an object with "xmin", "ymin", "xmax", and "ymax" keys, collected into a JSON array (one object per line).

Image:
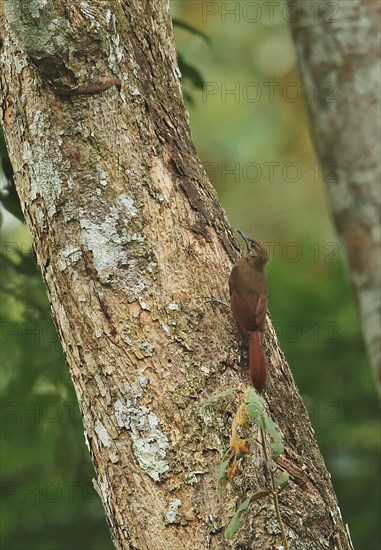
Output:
[
  {"xmin": 260, "ymin": 428, "xmax": 289, "ymax": 550},
  {"xmin": 205, "ymin": 295, "xmax": 230, "ymax": 309}
]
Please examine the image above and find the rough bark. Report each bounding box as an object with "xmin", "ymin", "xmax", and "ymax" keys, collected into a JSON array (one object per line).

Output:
[
  {"xmin": 288, "ymin": 0, "xmax": 381, "ymax": 393},
  {"xmin": 1, "ymin": 1, "xmax": 353, "ymax": 549}
]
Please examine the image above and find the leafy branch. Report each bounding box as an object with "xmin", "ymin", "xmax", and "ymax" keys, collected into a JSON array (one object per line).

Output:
[
  {"xmin": 224, "ymin": 491, "xmax": 269, "ymax": 540},
  {"xmin": 172, "ymin": 18, "xmax": 210, "ymax": 105},
  {"xmin": 203, "ymin": 388, "xmax": 289, "ymax": 547}
]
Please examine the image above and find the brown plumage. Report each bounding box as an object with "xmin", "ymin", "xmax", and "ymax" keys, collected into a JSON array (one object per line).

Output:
[{"xmin": 229, "ymin": 233, "xmax": 269, "ymax": 392}]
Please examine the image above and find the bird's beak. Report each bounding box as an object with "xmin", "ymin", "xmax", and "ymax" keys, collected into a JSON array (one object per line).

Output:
[
  {"xmin": 237, "ymin": 229, "xmax": 251, "ymax": 251},
  {"xmin": 237, "ymin": 229, "xmax": 260, "ymax": 253}
]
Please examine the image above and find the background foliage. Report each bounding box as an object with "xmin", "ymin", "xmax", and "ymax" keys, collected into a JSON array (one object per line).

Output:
[{"xmin": 1, "ymin": 2, "xmax": 379, "ymax": 549}]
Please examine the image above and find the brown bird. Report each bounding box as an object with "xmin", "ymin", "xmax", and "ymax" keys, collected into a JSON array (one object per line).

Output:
[{"xmin": 229, "ymin": 231, "xmax": 269, "ymax": 392}]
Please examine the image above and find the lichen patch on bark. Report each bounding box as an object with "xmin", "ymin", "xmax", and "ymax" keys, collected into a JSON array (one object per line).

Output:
[{"xmin": 114, "ymin": 377, "xmax": 169, "ymax": 481}]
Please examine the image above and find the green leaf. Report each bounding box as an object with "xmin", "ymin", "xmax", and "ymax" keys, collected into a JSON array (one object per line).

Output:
[
  {"xmin": 266, "ymin": 459, "xmax": 277, "ymax": 470},
  {"xmin": 172, "ymin": 18, "xmax": 211, "ymax": 45},
  {"xmin": 246, "ymin": 389, "xmax": 266, "ymax": 424},
  {"xmin": 224, "ymin": 491, "xmax": 269, "ymax": 539},
  {"xmin": 262, "ymin": 414, "xmax": 284, "ymax": 461},
  {"xmin": 182, "ymin": 91, "xmax": 194, "ymax": 107},
  {"xmin": 202, "ymin": 388, "xmax": 236, "ymax": 409},
  {"xmin": 224, "ymin": 512, "xmax": 241, "ymax": 540},
  {"xmin": 246, "ymin": 390, "xmax": 284, "ymax": 460},
  {"xmin": 217, "ymin": 449, "xmax": 231, "ymax": 495},
  {"xmin": 177, "ymin": 52, "xmax": 205, "ymax": 90},
  {"xmin": 275, "ymin": 471, "xmax": 289, "ymax": 491}
]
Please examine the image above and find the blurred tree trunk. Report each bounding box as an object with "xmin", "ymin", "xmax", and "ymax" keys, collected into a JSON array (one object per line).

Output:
[
  {"xmin": 1, "ymin": 1, "xmax": 352, "ymax": 548},
  {"xmin": 288, "ymin": 0, "xmax": 381, "ymax": 394}
]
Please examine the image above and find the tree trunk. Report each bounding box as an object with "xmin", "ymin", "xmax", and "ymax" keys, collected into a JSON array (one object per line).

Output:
[
  {"xmin": 0, "ymin": 1, "xmax": 353, "ymax": 548},
  {"xmin": 288, "ymin": 0, "xmax": 381, "ymax": 393}
]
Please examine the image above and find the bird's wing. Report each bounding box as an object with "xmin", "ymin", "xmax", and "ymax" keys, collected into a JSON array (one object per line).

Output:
[
  {"xmin": 255, "ymin": 293, "xmax": 268, "ymax": 332},
  {"xmin": 230, "ymin": 290, "xmax": 260, "ymax": 333}
]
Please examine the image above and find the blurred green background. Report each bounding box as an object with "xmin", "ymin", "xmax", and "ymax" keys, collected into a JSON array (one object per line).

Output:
[{"xmin": 1, "ymin": 1, "xmax": 379, "ymax": 549}]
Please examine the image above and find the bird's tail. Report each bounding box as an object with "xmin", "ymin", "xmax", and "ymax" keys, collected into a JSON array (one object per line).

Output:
[{"xmin": 249, "ymin": 331, "xmax": 266, "ymax": 393}]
